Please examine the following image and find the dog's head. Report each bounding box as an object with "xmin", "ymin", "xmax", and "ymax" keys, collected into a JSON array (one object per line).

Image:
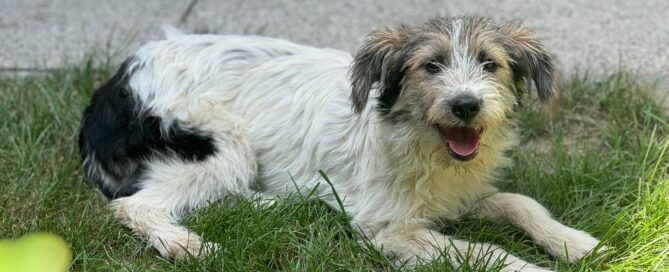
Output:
[{"xmin": 351, "ymin": 17, "xmax": 557, "ymax": 162}]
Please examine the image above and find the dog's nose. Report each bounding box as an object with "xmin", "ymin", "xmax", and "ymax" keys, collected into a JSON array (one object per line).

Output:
[{"xmin": 449, "ymin": 95, "xmax": 481, "ymax": 122}]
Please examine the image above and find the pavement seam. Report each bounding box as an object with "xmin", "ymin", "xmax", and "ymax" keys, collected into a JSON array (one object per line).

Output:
[{"xmin": 0, "ymin": 67, "xmax": 57, "ymax": 73}]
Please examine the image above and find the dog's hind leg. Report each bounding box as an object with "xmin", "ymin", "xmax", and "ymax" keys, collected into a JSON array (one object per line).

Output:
[{"xmin": 111, "ymin": 107, "xmax": 257, "ymax": 259}]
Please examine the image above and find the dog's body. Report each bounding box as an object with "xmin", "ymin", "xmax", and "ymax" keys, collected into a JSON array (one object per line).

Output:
[{"xmin": 79, "ymin": 17, "xmax": 601, "ymax": 271}]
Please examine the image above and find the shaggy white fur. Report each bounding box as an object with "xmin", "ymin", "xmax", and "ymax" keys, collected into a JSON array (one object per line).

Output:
[{"xmin": 80, "ymin": 17, "xmax": 602, "ymax": 271}]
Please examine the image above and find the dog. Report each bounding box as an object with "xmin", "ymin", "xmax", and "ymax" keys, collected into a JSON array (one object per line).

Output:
[{"xmin": 79, "ymin": 17, "xmax": 602, "ymax": 271}]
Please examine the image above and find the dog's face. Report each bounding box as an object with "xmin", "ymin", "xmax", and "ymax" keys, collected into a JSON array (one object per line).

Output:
[{"xmin": 351, "ymin": 17, "xmax": 556, "ymax": 162}]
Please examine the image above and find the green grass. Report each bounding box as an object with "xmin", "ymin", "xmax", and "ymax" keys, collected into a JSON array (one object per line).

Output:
[{"xmin": 0, "ymin": 60, "xmax": 667, "ymax": 271}]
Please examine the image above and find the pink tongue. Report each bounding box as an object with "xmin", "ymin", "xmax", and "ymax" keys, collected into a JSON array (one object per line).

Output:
[{"xmin": 445, "ymin": 127, "xmax": 480, "ymax": 156}]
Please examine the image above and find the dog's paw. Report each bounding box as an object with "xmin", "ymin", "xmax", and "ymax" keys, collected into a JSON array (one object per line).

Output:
[
  {"xmin": 505, "ymin": 264, "xmax": 554, "ymax": 272},
  {"xmin": 501, "ymin": 258, "xmax": 554, "ymax": 272},
  {"xmin": 198, "ymin": 241, "xmax": 222, "ymax": 257},
  {"xmin": 158, "ymin": 237, "xmax": 221, "ymax": 260},
  {"xmin": 521, "ymin": 266, "xmax": 554, "ymax": 272},
  {"xmin": 542, "ymin": 227, "xmax": 602, "ymax": 262}
]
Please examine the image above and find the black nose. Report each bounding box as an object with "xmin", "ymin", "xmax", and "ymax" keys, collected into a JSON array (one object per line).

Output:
[{"xmin": 450, "ymin": 95, "xmax": 481, "ymax": 122}]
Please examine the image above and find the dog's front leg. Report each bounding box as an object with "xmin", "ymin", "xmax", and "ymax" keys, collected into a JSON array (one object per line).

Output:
[
  {"xmin": 476, "ymin": 192, "xmax": 602, "ymax": 261},
  {"xmin": 369, "ymin": 224, "xmax": 550, "ymax": 271}
]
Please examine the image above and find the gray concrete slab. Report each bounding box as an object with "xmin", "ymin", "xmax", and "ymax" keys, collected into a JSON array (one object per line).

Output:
[
  {"xmin": 0, "ymin": 0, "xmax": 189, "ymax": 69},
  {"xmin": 1, "ymin": 0, "xmax": 668, "ymax": 82},
  {"xmin": 184, "ymin": 0, "xmax": 669, "ymax": 78}
]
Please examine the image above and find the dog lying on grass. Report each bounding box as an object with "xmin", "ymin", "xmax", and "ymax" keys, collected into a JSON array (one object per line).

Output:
[{"xmin": 79, "ymin": 16, "xmax": 602, "ymax": 271}]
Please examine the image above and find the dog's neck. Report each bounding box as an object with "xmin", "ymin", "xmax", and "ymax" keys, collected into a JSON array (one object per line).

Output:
[{"xmin": 340, "ymin": 116, "xmax": 513, "ymax": 230}]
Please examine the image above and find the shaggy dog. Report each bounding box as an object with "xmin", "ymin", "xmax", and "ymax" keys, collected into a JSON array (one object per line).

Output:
[{"xmin": 79, "ymin": 17, "xmax": 602, "ymax": 271}]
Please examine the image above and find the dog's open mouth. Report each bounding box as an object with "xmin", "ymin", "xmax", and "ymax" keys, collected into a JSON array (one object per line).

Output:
[{"xmin": 436, "ymin": 125, "xmax": 484, "ymax": 161}]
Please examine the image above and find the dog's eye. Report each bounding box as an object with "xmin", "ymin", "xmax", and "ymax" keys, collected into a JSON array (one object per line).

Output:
[
  {"xmin": 424, "ymin": 61, "xmax": 441, "ymax": 74},
  {"xmin": 482, "ymin": 59, "xmax": 498, "ymax": 73}
]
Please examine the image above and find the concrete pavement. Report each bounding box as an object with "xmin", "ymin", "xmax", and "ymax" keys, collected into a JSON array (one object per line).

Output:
[{"xmin": 1, "ymin": 0, "xmax": 668, "ymax": 81}]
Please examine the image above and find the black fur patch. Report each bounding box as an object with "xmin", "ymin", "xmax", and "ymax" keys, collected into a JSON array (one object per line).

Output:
[
  {"xmin": 79, "ymin": 58, "xmax": 217, "ymax": 199},
  {"xmin": 376, "ymin": 67, "xmax": 405, "ymax": 114}
]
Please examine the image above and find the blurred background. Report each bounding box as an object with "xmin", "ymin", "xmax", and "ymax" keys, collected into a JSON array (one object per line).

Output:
[{"xmin": 1, "ymin": 0, "xmax": 668, "ymax": 82}]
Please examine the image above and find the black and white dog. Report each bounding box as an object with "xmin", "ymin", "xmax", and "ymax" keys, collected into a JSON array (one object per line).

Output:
[{"xmin": 79, "ymin": 17, "xmax": 601, "ymax": 271}]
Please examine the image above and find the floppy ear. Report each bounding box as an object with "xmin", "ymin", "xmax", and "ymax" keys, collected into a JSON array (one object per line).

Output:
[
  {"xmin": 500, "ymin": 21, "xmax": 557, "ymax": 103},
  {"xmin": 350, "ymin": 27, "xmax": 409, "ymax": 113}
]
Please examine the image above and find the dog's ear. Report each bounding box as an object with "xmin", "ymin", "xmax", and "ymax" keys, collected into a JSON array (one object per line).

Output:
[
  {"xmin": 350, "ymin": 27, "xmax": 409, "ymax": 113},
  {"xmin": 500, "ymin": 21, "xmax": 557, "ymax": 104}
]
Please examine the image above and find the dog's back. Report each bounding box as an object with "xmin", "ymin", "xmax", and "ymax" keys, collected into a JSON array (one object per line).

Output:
[{"xmin": 80, "ymin": 34, "xmax": 361, "ymax": 199}]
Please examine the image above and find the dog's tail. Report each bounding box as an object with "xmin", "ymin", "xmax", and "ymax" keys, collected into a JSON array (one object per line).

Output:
[{"xmin": 161, "ymin": 25, "xmax": 185, "ymax": 39}]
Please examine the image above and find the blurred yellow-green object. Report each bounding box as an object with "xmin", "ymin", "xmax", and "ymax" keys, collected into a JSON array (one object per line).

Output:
[{"xmin": 0, "ymin": 233, "xmax": 71, "ymax": 272}]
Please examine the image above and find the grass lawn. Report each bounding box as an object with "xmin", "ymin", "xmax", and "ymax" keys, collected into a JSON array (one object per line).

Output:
[{"xmin": 0, "ymin": 59, "xmax": 667, "ymax": 271}]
